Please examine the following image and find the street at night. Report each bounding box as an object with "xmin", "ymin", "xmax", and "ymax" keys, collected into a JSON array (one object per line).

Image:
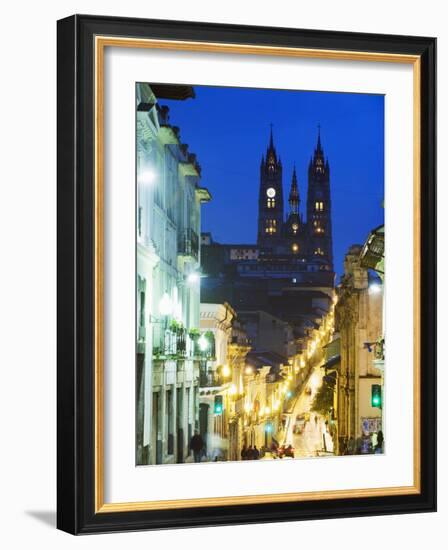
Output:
[
  {"xmin": 136, "ymin": 82, "xmax": 385, "ymax": 466},
  {"xmin": 284, "ymin": 366, "xmax": 335, "ymax": 458}
]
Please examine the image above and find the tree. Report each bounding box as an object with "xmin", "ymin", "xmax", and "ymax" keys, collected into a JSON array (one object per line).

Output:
[{"xmin": 311, "ymin": 374, "xmax": 335, "ymax": 415}]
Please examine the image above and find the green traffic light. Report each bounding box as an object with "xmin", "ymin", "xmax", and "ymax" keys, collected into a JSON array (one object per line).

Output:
[{"xmin": 371, "ymin": 384, "xmax": 382, "ymax": 408}]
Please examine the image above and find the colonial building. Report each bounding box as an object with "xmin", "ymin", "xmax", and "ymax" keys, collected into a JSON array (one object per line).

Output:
[
  {"xmin": 198, "ymin": 302, "xmax": 235, "ymax": 461},
  {"xmin": 334, "ymin": 245, "xmax": 383, "ymax": 452},
  {"xmin": 136, "ymin": 83, "xmax": 211, "ymax": 465}
]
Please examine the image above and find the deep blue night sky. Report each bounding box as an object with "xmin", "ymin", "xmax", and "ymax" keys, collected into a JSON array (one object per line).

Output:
[{"xmin": 161, "ymin": 85, "xmax": 384, "ymax": 278}]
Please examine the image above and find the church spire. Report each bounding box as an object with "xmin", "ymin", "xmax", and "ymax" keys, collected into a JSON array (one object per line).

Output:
[
  {"xmin": 316, "ymin": 123, "xmax": 322, "ymax": 153},
  {"xmin": 262, "ymin": 123, "xmax": 280, "ymax": 172},
  {"xmin": 289, "ymin": 165, "xmax": 299, "ymax": 215}
]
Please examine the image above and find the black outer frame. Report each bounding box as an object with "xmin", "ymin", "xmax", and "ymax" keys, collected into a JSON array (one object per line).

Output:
[{"xmin": 57, "ymin": 14, "xmax": 436, "ymax": 535}]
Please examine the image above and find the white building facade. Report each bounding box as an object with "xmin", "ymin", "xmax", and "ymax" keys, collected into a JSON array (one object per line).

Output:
[{"xmin": 136, "ymin": 83, "xmax": 210, "ymax": 465}]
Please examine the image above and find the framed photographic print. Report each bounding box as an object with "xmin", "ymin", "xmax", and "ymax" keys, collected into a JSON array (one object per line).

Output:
[{"xmin": 57, "ymin": 14, "xmax": 436, "ymax": 534}]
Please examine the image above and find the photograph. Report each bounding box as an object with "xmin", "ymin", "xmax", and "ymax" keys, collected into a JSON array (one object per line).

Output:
[{"xmin": 135, "ymin": 82, "xmax": 385, "ymax": 466}]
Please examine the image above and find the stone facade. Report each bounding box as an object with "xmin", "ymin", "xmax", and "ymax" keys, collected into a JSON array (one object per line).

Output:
[{"xmin": 335, "ymin": 245, "xmax": 383, "ymax": 451}]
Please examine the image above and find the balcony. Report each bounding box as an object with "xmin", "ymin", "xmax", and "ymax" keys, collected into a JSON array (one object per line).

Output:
[
  {"xmin": 199, "ymin": 370, "xmax": 224, "ymax": 388},
  {"xmin": 360, "ymin": 225, "xmax": 384, "ymax": 274},
  {"xmin": 152, "ymin": 327, "xmax": 215, "ymax": 361},
  {"xmin": 178, "ymin": 228, "xmax": 199, "ymax": 261}
]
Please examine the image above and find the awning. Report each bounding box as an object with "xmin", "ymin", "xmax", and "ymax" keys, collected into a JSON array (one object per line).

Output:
[{"xmin": 321, "ymin": 354, "xmax": 340, "ymax": 371}]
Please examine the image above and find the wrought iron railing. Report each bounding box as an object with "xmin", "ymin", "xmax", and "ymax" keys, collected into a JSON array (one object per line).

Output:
[{"xmin": 177, "ymin": 228, "xmax": 199, "ymax": 260}]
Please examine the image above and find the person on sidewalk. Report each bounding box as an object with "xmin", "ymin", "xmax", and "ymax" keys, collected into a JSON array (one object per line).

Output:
[
  {"xmin": 190, "ymin": 431, "xmax": 204, "ymax": 463},
  {"xmin": 375, "ymin": 430, "xmax": 384, "ymax": 454}
]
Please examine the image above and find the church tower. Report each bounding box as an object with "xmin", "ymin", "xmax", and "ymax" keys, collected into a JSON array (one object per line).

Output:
[
  {"xmin": 284, "ymin": 166, "xmax": 305, "ymax": 255},
  {"xmin": 257, "ymin": 127, "xmax": 284, "ymax": 248},
  {"xmin": 306, "ymin": 128, "xmax": 333, "ymax": 270}
]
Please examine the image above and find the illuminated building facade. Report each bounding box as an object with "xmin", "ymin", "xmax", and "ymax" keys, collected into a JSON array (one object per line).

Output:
[{"xmin": 136, "ymin": 83, "xmax": 211, "ymax": 465}]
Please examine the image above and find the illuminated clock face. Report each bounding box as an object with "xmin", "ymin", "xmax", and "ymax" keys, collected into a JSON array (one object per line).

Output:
[
  {"xmin": 292, "ymin": 223, "xmax": 299, "ymax": 231},
  {"xmin": 266, "ymin": 187, "xmax": 276, "ymax": 198}
]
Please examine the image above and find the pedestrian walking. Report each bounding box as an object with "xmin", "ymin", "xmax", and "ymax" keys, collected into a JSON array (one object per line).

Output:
[
  {"xmin": 190, "ymin": 431, "xmax": 204, "ymax": 463},
  {"xmin": 252, "ymin": 445, "xmax": 260, "ymax": 460},
  {"xmin": 375, "ymin": 430, "xmax": 384, "ymax": 453}
]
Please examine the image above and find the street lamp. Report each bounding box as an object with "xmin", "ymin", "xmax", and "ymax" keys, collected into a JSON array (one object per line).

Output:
[
  {"xmin": 221, "ymin": 364, "xmax": 231, "ymax": 378},
  {"xmin": 198, "ymin": 333, "xmax": 209, "ymax": 352},
  {"xmin": 187, "ymin": 271, "xmax": 200, "ymax": 285},
  {"xmin": 138, "ymin": 167, "xmax": 157, "ymax": 186},
  {"xmin": 369, "ymin": 282, "xmax": 382, "ymax": 295}
]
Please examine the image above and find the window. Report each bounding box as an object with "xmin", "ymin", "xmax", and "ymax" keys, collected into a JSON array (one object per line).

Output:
[
  {"xmin": 166, "ymin": 389, "xmax": 174, "ymax": 455},
  {"xmin": 138, "ymin": 205, "xmax": 143, "ymax": 236},
  {"xmin": 314, "ymin": 248, "xmax": 324, "ymax": 256},
  {"xmin": 315, "ymin": 201, "xmax": 324, "ymax": 212},
  {"xmin": 313, "ymin": 220, "xmax": 324, "ymax": 234},
  {"xmin": 139, "ymin": 291, "xmax": 145, "ymax": 327},
  {"xmin": 265, "ymin": 219, "xmax": 277, "ymax": 234},
  {"xmin": 267, "ymin": 198, "xmax": 276, "ymax": 208}
]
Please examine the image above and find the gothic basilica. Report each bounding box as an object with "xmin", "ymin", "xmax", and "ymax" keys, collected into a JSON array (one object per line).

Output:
[
  {"xmin": 201, "ymin": 127, "xmax": 335, "ymax": 337},
  {"xmin": 257, "ymin": 128, "xmax": 333, "ymax": 274}
]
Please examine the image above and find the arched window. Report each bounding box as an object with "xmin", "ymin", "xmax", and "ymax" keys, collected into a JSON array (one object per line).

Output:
[
  {"xmin": 315, "ymin": 201, "xmax": 324, "ymax": 212},
  {"xmin": 267, "ymin": 198, "xmax": 276, "ymax": 208}
]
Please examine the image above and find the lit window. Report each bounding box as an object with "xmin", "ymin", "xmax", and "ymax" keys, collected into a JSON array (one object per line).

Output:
[
  {"xmin": 314, "ymin": 248, "xmax": 324, "ymax": 256},
  {"xmin": 265, "ymin": 219, "xmax": 277, "ymax": 234},
  {"xmin": 314, "ymin": 221, "xmax": 324, "ymax": 235},
  {"xmin": 267, "ymin": 198, "xmax": 276, "ymax": 208},
  {"xmin": 315, "ymin": 201, "xmax": 324, "ymax": 212}
]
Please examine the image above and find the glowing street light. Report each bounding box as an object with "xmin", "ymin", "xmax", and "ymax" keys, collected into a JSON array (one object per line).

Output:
[
  {"xmin": 245, "ymin": 366, "xmax": 253, "ymax": 375},
  {"xmin": 369, "ymin": 283, "xmax": 382, "ymax": 295},
  {"xmin": 187, "ymin": 271, "xmax": 200, "ymax": 284},
  {"xmin": 138, "ymin": 167, "xmax": 157, "ymax": 186},
  {"xmin": 198, "ymin": 334, "xmax": 209, "ymax": 352},
  {"xmin": 221, "ymin": 364, "xmax": 231, "ymax": 378}
]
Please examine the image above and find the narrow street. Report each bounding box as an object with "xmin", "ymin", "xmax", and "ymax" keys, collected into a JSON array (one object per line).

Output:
[{"xmin": 284, "ymin": 364, "xmax": 334, "ymax": 458}]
